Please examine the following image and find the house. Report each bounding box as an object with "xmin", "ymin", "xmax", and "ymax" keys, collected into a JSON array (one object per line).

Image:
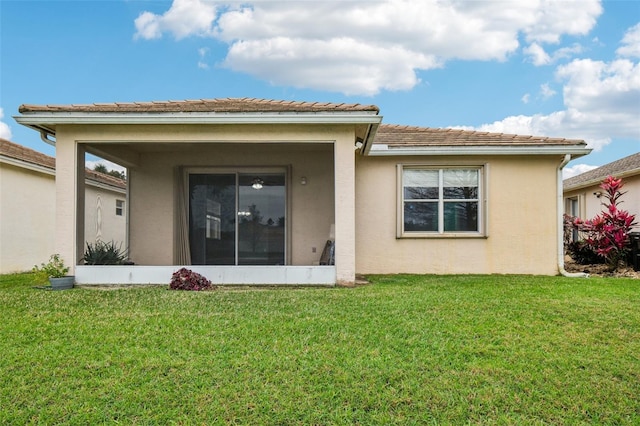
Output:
[
  {"xmin": 564, "ymin": 152, "xmax": 640, "ymax": 232},
  {"xmin": 14, "ymin": 98, "xmax": 591, "ymax": 285},
  {"xmin": 0, "ymin": 138, "xmax": 126, "ymax": 273}
]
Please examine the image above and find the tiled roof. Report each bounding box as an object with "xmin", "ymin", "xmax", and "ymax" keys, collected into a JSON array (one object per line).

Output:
[
  {"xmin": 564, "ymin": 151, "xmax": 640, "ymax": 189},
  {"xmin": 0, "ymin": 138, "xmax": 55, "ymax": 169},
  {"xmin": 0, "ymin": 138, "xmax": 126, "ymax": 190},
  {"xmin": 373, "ymin": 124, "xmax": 586, "ymax": 147},
  {"xmin": 19, "ymin": 98, "xmax": 380, "ymax": 114},
  {"xmin": 83, "ymin": 169, "xmax": 127, "ymax": 189}
]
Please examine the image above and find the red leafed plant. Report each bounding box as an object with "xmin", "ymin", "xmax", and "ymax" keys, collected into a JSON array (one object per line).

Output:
[
  {"xmin": 573, "ymin": 176, "xmax": 637, "ymax": 270},
  {"xmin": 169, "ymin": 268, "xmax": 214, "ymax": 291}
]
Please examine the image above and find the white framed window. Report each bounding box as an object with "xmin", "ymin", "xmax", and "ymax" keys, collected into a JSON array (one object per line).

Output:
[
  {"xmin": 398, "ymin": 165, "xmax": 485, "ymax": 237},
  {"xmin": 116, "ymin": 199, "xmax": 125, "ymax": 216}
]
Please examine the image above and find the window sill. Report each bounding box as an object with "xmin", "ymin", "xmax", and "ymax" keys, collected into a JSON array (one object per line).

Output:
[{"xmin": 397, "ymin": 232, "xmax": 487, "ymax": 239}]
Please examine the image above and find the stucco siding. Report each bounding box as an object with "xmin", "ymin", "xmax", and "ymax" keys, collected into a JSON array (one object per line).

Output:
[
  {"xmin": 0, "ymin": 163, "xmax": 56, "ymax": 273},
  {"xmin": 84, "ymin": 188, "xmax": 127, "ymax": 246},
  {"xmin": 355, "ymin": 155, "xmax": 561, "ymax": 275},
  {"xmin": 0, "ymin": 160, "xmax": 126, "ymax": 273},
  {"xmin": 127, "ymin": 143, "xmax": 335, "ymax": 266},
  {"xmin": 54, "ymin": 123, "xmax": 358, "ymax": 279}
]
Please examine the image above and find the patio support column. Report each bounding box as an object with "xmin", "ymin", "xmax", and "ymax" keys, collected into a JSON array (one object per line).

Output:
[
  {"xmin": 334, "ymin": 132, "xmax": 356, "ymax": 286},
  {"xmin": 55, "ymin": 136, "xmax": 84, "ymax": 274}
]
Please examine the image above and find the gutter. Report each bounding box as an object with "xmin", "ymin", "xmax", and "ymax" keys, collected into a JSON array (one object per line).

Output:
[
  {"xmin": 20, "ymin": 124, "xmax": 57, "ymax": 146},
  {"xmin": 40, "ymin": 130, "xmax": 56, "ymax": 146},
  {"xmin": 558, "ymin": 154, "xmax": 589, "ymax": 278},
  {"xmin": 14, "ymin": 111, "xmax": 383, "ymax": 126}
]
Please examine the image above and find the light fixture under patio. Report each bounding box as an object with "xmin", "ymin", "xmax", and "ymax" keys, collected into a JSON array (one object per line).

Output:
[{"xmin": 252, "ymin": 177, "xmax": 264, "ymax": 190}]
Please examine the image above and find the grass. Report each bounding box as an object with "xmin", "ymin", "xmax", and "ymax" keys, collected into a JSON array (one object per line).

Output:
[{"xmin": 0, "ymin": 273, "xmax": 638, "ymax": 424}]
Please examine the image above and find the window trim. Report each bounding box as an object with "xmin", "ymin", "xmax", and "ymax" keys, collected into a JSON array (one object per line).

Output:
[{"xmin": 397, "ymin": 164, "xmax": 488, "ymax": 238}]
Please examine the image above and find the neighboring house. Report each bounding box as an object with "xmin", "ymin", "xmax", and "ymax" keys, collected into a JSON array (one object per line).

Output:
[
  {"xmin": 564, "ymin": 152, "xmax": 640, "ymax": 233},
  {"xmin": 0, "ymin": 138, "xmax": 126, "ymax": 273},
  {"xmin": 14, "ymin": 98, "xmax": 591, "ymax": 285}
]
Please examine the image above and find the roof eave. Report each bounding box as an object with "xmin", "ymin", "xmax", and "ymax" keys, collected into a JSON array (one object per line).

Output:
[
  {"xmin": 564, "ymin": 167, "xmax": 640, "ymax": 191},
  {"xmin": 14, "ymin": 111, "xmax": 383, "ymax": 129},
  {"xmin": 367, "ymin": 144, "xmax": 592, "ymax": 158},
  {"xmin": 0, "ymin": 155, "xmax": 55, "ymax": 176}
]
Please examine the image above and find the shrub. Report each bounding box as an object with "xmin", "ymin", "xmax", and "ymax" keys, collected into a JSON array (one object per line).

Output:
[
  {"xmin": 32, "ymin": 254, "xmax": 70, "ymax": 281},
  {"xmin": 566, "ymin": 240, "xmax": 604, "ymax": 265},
  {"xmin": 571, "ymin": 176, "xmax": 637, "ymax": 269},
  {"xmin": 82, "ymin": 240, "xmax": 128, "ymax": 265},
  {"xmin": 169, "ymin": 268, "xmax": 214, "ymax": 291}
]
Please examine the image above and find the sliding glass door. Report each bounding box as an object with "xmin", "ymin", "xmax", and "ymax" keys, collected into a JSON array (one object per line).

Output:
[{"xmin": 189, "ymin": 171, "xmax": 286, "ymax": 265}]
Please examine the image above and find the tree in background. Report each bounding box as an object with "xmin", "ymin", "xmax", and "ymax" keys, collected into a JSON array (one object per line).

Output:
[{"xmin": 93, "ymin": 164, "xmax": 126, "ymax": 180}]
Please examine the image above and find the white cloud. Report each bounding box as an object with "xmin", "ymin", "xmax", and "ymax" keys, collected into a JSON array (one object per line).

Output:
[
  {"xmin": 563, "ymin": 163, "xmax": 598, "ymax": 179},
  {"xmin": 466, "ymin": 25, "xmax": 640, "ymax": 150},
  {"xmin": 224, "ymin": 37, "xmax": 438, "ymax": 95},
  {"xmin": 134, "ymin": 0, "xmax": 218, "ymax": 40},
  {"xmin": 524, "ymin": 42, "xmax": 583, "ymax": 66},
  {"xmin": 553, "ymin": 43, "xmax": 584, "ymax": 61},
  {"xmin": 517, "ymin": 0, "xmax": 602, "ymax": 44},
  {"xmin": 474, "ymin": 111, "xmax": 613, "ymax": 152},
  {"xmin": 617, "ymin": 22, "xmax": 640, "ymax": 58},
  {"xmin": 0, "ymin": 108, "xmax": 12, "ymax": 140},
  {"xmin": 524, "ymin": 42, "xmax": 551, "ymax": 65},
  {"xmin": 556, "ymin": 58, "xmax": 640, "ymax": 136},
  {"xmin": 521, "ymin": 93, "xmax": 530, "ymax": 104},
  {"xmin": 540, "ymin": 83, "xmax": 556, "ymax": 99},
  {"xmin": 134, "ymin": 0, "xmax": 602, "ymax": 95},
  {"xmin": 197, "ymin": 47, "xmax": 210, "ymax": 69}
]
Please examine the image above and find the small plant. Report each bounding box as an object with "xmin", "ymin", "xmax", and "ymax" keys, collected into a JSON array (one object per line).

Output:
[
  {"xmin": 82, "ymin": 240, "xmax": 128, "ymax": 265},
  {"xmin": 32, "ymin": 254, "xmax": 70, "ymax": 281},
  {"xmin": 169, "ymin": 268, "xmax": 214, "ymax": 291},
  {"xmin": 566, "ymin": 240, "xmax": 605, "ymax": 265},
  {"xmin": 570, "ymin": 176, "xmax": 637, "ymax": 270}
]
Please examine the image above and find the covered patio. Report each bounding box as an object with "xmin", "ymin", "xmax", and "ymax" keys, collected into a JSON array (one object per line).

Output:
[{"xmin": 15, "ymin": 99, "xmax": 382, "ymax": 286}]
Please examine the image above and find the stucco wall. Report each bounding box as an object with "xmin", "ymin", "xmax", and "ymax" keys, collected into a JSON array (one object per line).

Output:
[
  {"xmin": 84, "ymin": 187, "xmax": 127, "ymax": 246},
  {"xmin": 54, "ymin": 123, "xmax": 357, "ymax": 278},
  {"xmin": 0, "ymin": 163, "xmax": 56, "ymax": 273},
  {"xmin": 0, "ymin": 161, "xmax": 126, "ymax": 273},
  {"xmin": 51, "ymin": 124, "xmax": 566, "ymax": 276},
  {"xmin": 355, "ymin": 155, "xmax": 562, "ymax": 275},
  {"xmin": 127, "ymin": 143, "xmax": 335, "ymax": 265},
  {"xmin": 564, "ymin": 174, "xmax": 640, "ymax": 232}
]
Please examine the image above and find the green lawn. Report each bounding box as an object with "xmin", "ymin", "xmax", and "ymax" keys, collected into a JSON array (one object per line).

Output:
[{"xmin": 1, "ymin": 273, "xmax": 638, "ymax": 425}]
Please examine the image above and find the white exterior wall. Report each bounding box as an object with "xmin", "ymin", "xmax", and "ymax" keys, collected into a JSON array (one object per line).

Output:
[
  {"xmin": 0, "ymin": 163, "xmax": 56, "ymax": 273},
  {"xmin": 84, "ymin": 185, "xmax": 127, "ymax": 246},
  {"xmin": 0, "ymin": 160, "xmax": 126, "ymax": 273}
]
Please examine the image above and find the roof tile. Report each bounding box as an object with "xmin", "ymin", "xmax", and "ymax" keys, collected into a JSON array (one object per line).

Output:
[
  {"xmin": 0, "ymin": 138, "xmax": 126, "ymax": 189},
  {"xmin": 372, "ymin": 124, "xmax": 585, "ymax": 147},
  {"xmin": 18, "ymin": 97, "xmax": 380, "ymax": 114},
  {"xmin": 564, "ymin": 152, "xmax": 640, "ymax": 188}
]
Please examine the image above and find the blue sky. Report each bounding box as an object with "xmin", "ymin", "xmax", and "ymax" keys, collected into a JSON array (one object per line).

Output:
[{"xmin": 1, "ymin": 0, "xmax": 638, "ymax": 177}]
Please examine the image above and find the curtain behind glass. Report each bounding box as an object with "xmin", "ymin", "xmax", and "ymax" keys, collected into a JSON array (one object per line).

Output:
[{"xmin": 175, "ymin": 167, "xmax": 192, "ymax": 265}]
